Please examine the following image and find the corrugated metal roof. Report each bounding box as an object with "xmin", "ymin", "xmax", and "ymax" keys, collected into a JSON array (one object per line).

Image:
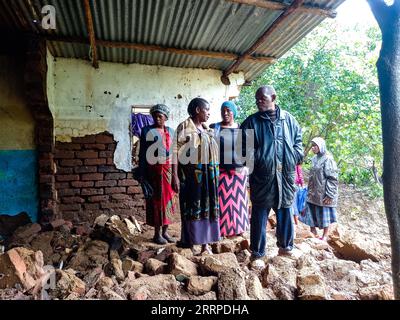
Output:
[{"xmin": 0, "ymin": 0, "xmax": 345, "ymax": 81}]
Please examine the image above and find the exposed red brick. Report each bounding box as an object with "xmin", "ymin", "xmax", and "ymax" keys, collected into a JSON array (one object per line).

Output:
[
  {"xmin": 71, "ymin": 136, "xmax": 96, "ymax": 144},
  {"xmin": 105, "ymin": 173, "xmax": 126, "ymax": 180},
  {"xmin": 62, "ymin": 211, "xmax": 78, "ymax": 221},
  {"xmin": 56, "ymin": 175, "xmax": 80, "ymax": 182},
  {"xmin": 81, "ymin": 173, "xmax": 104, "ymax": 181},
  {"xmin": 59, "ymin": 204, "xmax": 81, "ymax": 211},
  {"xmin": 74, "ymin": 166, "xmax": 97, "ymax": 174},
  {"xmin": 108, "ymin": 144, "xmax": 117, "ymax": 151},
  {"xmin": 71, "ymin": 181, "xmax": 94, "ymax": 188},
  {"xmin": 58, "ymin": 189, "xmax": 81, "ymax": 197},
  {"xmin": 56, "ymin": 167, "xmax": 74, "ymax": 175},
  {"xmin": 105, "ymin": 187, "xmax": 126, "ymax": 194},
  {"xmin": 89, "ymin": 195, "xmax": 109, "ymax": 203},
  {"xmin": 75, "ymin": 151, "xmax": 99, "ymax": 159},
  {"xmin": 99, "ymin": 151, "xmax": 114, "ymax": 158},
  {"xmin": 100, "ymin": 201, "xmax": 135, "ymax": 209},
  {"xmin": 55, "ymin": 182, "xmax": 70, "ymax": 189},
  {"xmin": 81, "ymin": 188, "xmax": 104, "ymax": 196},
  {"xmin": 106, "ymin": 158, "xmax": 114, "ymax": 165},
  {"xmin": 98, "ymin": 165, "xmax": 119, "ymax": 173},
  {"xmin": 56, "ymin": 143, "xmax": 82, "ymax": 151},
  {"xmin": 96, "ymin": 134, "xmax": 114, "ymax": 144},
  {"xmin": 118, "ymin": 179, "xmax": 139, "ymax": 187},
  {"xmin": 126, "ymin": 173, "xmax": 134, "ymax": 179},
  {"xmin": 84, "ymin": 158, "xmax": 107, "ymax": 166},
  {"xmin": 95, "ymin": 180, "xmax": 117, "ymax": 187},
  {"xmin": 111, "ymin": 194, "xmax": 132, "ymax": 201},
  {"xmin": 54, "ymin": 150, "xmax": 75, "ymax": 159},
  {"xmin": 83, "ymin": 144, "xmax": 106, "ymax": 150},
  {"xmin": 62, "ymin": 197, "xmax": 85, "ymax": 204},
  {"xmin": 127, "ymin": 186, "xmax": 142, "ymax": 194},
  {"xmin": 83, "ymin": 203, "xmax": 100, "ymax": 210},
  {"xmin": 60, "ymin": 159, "xmax": 83, "ymax": 167},
  {"xmin": 40, "ymin": 175, "xmax": 54, "ymax": 183}
]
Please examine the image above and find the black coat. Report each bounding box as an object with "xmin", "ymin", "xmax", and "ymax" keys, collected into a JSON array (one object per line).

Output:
[{"xmin": 241, "ymin": 107, "xmax": 304, "ymax": 208}]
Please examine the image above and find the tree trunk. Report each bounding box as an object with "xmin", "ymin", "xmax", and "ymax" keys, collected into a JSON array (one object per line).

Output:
[{"xmin": 368, "ymin": 0, "xmax": 400, "ymax": 299}]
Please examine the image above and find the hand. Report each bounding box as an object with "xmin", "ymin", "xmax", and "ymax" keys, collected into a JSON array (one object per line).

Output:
[
  {"xmin": 172, "ymin": 175, "xmax": 180, "ymax": 193},
  {"xmin": 323, "ymin": 197, "xmax": 333, "ymax": 205}
]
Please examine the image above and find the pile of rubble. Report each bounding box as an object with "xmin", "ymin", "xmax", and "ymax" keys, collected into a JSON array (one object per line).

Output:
[{"xmin": 0, "ymin": 212, "xmax": 394, "ymax": 300}]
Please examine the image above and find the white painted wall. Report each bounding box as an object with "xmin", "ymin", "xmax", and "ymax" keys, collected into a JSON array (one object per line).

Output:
[{"xmin": 47, "ymin": 56, "xmax": 245, "ymax": 171}]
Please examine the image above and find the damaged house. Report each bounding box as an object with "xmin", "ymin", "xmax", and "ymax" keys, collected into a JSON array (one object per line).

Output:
[{"xmin": 0, "ymin": 0, "xmax": 343, "ymax": 236}]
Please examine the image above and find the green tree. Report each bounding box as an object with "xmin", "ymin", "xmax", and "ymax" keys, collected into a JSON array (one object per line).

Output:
[{"xmin": 238, "ymin": 20, "xmax": 382, "ymax": 189}]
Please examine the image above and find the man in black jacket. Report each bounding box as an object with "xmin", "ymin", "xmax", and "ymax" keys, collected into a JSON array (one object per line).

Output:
[{"xmin": 241, "ymin": 85, "xmax": 304, "ymax": 267}]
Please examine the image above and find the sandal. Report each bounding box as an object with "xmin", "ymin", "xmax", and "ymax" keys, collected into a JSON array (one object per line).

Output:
[{"xmin": 162, "ymin": 233, "xmax": 177, "ymax": 243}]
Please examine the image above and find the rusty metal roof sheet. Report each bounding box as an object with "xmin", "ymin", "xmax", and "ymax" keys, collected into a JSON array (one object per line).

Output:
[{"xmin": 0, "ymin": 0, "xmax": 345, "ymax": 81}]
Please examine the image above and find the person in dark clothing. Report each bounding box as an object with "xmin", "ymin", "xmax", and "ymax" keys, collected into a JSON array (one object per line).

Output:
[{"xmin": 241, "ymin": 85, "xmax": 304, "ymax": 267}]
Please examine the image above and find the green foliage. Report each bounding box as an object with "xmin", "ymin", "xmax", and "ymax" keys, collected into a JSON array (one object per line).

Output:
[{"xmin": 237, "ymin": 20, "xmax": 383, "ymax": 193}]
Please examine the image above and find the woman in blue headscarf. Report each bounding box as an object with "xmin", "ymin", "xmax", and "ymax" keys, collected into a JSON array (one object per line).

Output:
[
  {"xmin": 302, "ymin": 137, "xmax": 338, "ymax": 241},
  {"xmin": 210, "ymin": 101, "xmax": 249, "ymax": 237}
]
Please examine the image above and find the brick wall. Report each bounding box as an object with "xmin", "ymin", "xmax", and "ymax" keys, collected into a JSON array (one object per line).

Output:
[{"xmin": 54, "ymin": 132, "xmax": 145, "ymax": 223}]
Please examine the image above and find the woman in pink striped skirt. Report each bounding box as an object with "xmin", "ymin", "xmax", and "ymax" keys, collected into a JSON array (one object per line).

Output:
[{"xmin": 210, "ymin": 101, "xmax": 249, "ymax": 237}]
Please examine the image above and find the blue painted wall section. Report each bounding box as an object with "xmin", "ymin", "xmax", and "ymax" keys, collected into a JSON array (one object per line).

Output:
[{"xmin": 0, "ymin": 150, "xmax": 38, "ymax": 222}]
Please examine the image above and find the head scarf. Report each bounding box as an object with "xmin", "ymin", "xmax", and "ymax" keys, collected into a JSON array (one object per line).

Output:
[
  {"xmin": 150, "ymin": 104, "xmax": 170, "ymax": 119},
  {"xmin": 311, "ymin": 137, "xmax": 327, "ymax": 155},
  {"xmin": 221, "ymin": 101, "xmax": 238, "ymax": 118}
]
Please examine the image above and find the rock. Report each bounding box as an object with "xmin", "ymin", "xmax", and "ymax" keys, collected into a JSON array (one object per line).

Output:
[
  {"xmin": 187, "ymin": 276, "xmax": 217, "ymax": 295},
  {"xmin": 94, "ymin": 214, "xmax": 110, "ymax": 228},
  {"xmin": 0, "ymin": 212, "xmax": 31, "ymax": 238},
  {"xmin": 145, "ymin": 258, "xmax": 167, "ymax": 275},
  {"xmin": 95, "ymin": 277, "xmax": 114, "ymax": 290},
  {"xmin": 124, "ymin": 274, "xmax": 179, "ymax": 300},
  {"xmin": 67, "ymin": 240, "xmax": 109, "ymax": 272},
  {"xmin": 137, "ymin": 250, "xmax": 156, "ymax": 264},
  {"xmin": 7, "ymin": 224, "xmax": 41, "ymax": 247},
  {"xmin": 99, "ymin": 287, "xmax": 125, "ymax": 300},
  {"xmin": 199, "ymin": 253, "xmax": 240, "ymax": 276},
  {"xmin": 211, "ymin": 239, "xmax": 236, "ymax": 254},
  {"xmin": 245, "ymin": 273, "xmax": 265, "ymax": 300},
  {"xmin": 168, "ymin": 253, "xmax": 198, "ymax": 277},
  {"xmin": 52, "ymin": 269, "xmax": 86, "ymax": 298},
  {"xmin": 328, "ymin": 225, "xmax": 384, "ymax": 263},
  {"xmin": 111, "ymin": 258, "xmax": 125, "ymax": 282},
  {"xmin": 122, "ymin": 257, "xmax": 139, "ymax": 275},
  {"xmin": 261, "ymin": 259, "xmax": 297, "ymax": 300},
  {"xmin": 83, "ymin": 267, "xmax": 104, "ymax": 288},
  {"xmin": 106, "ymin": 215, "xmax": 140, "ymax": 247},
  {"xmin": 358, "ymin": 284, "xmax": 394, "ymax": 300},
  {"xmin": 30, "ymin": 232, "xmax": 54, "ymax": 265},
  {"xmin": 297, "ymin": 268, "xmax": 327, "ymax": 300},
  {"xmin": 0, "ymin": 247, "xmax": 44, "ymax": 291},
  {"xmin": 304, "ymin": 238, "xmax": 330, "ymax": 251},
  {"xmin": 176, "ymin": 248, "xmax": 193, "ymax": 259},
  {"xmin": 267, "ymin": 211, "xmax": 277, "ymax": 229},
  {"xmin": 154, "ymin": 247, "xmax": 173, "ymax": 262},
  {"xmin": 194, "ymin": 291, "xmax": 217, "ymax": 300},
  {"xmin": 74, "ymin": 223, "xmax": 92, "ymax": 236},
  {"xmin": 217, "ymin": 267, "xmax": 249, "ymax": 300},
  {"xmin": 50, "ymin": 219, "xmax": 67, "ymax": 230},
  {"xmin": 236, "ymin": 249, "xmax": 252, "ymax": 265}
]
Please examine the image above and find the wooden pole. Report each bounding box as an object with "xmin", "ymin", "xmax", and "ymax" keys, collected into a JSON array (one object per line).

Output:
[{"xmin": 83, "ymin": 0, "xmax": 98, "ymax": 68}]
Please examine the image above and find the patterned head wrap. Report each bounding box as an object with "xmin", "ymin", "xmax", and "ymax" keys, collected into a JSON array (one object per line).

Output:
[
  {"xmin": 221, "ymin": 101, "xmax": 238, "ymax": 118},
  {"xmin": 150, "ymin": 104, "xmax": 170, "ymax": 119}
]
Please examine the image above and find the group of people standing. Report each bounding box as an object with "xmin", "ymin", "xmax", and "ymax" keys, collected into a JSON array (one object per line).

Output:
[{"xmin": 137, "ymin": 85, "xmax": 339, "ymax": 264}]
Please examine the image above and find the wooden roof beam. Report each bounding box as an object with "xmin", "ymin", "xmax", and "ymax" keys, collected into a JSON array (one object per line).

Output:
[
  {"xmin": 221, "ymin": 0, "xmax": 304, "ymax": 85},
  {"xmin": 44, "ymin": 35, "xmax": 277, "ymax": 64},
  {"xmin": 83, "ymin": 0, "xmax": 98, "ymax": 68},
  {"xmin": 226, "ymin": 0, "xmax": 337, "ymax": 19}
]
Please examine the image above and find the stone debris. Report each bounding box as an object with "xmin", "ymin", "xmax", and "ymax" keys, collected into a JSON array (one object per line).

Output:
[{"xmin": 0, "ymin": 210, "xmax": 394, "ymax": 300}]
